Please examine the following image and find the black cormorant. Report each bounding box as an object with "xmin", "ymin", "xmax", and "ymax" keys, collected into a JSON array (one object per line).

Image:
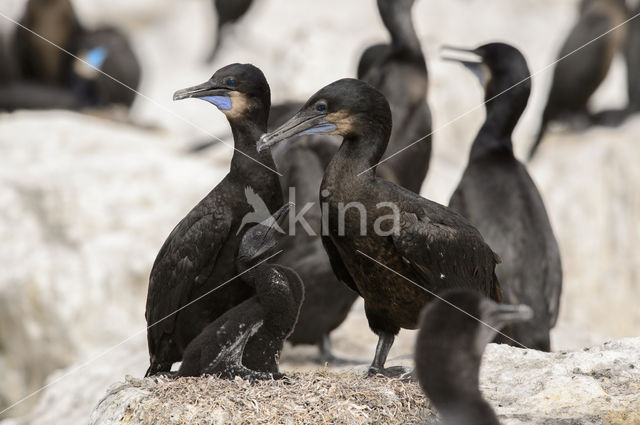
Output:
[
  {"xmin": 415, "ymin": 290, "xmax": 533, "ymax": 425},
  {"xmin": 625, "ymin": 3, "xmax": 640, "ymax": 114},
  {"xmin": 207, "ymin": 0, "xmax": 254, "ymax": 63},
  {"xmin": 145, "ymin": 63, "xmax": 283, "ymax": 376},
  {"xmin": 257, "ymin": 78, "xmax": 502, "ymax": 377},
  {"xmin": 178, "ymin": 203, "xmax": 304, "ymax": 380},
  {"xmin": 530, "ymin": 0, "xmax": 628, "ymax": 159},
  {"xmin": 357, "ymin": 0, "xmax": 432, "ymax": 193},
  {"xmin": 443, "ymin": 42, "xmax": 563, "ymax": 351}
]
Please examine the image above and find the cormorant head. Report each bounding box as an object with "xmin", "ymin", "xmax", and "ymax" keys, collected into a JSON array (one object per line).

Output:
[
  {"xmin": 173, "ymin": 63, "xmax": 270, "ymax": 122},
  {"xmin": 441, "ymin": 42, "xmax": 531, "ymax": 108},
  {"xmin": 415, "ymin": 290, "xmax": 532, "ymax": 416},
  {"xmin": 238, "ymin": 202, "xmax": 292, "ymax": 266},
  {"xmin": 257, "ymin": 78, "xmax": 391, "ymax": 152}
]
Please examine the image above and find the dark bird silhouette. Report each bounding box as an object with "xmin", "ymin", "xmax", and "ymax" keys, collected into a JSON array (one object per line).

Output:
[
  {"xmin": 145, "ymin": 63, "xmax": 282, "ymax": 376},
  {"xmin": 625, "ymin": 3, "xmax": 640, "ymax": 114},
  {"xmin": 9, "ymin": 0, "xmax": 141, "ymax": 110},
  {"xmin": 0, "ymin": 30, "xmax": 84, "ymax": 111},
  {"xmin": 207, "ymin": 0, "xmax": 255, "ymax": 63},
  {"xmin": 530, "ymin": 0, "xmax": 628, "ymax": 159},
  {"xmin": 178, "ymin": 203, "xmax": 304, "ymax": 380},
  {"xmin": 357, "ymin": 0, "xmax": 432, "ymax": 193},
  {"xmin": 443, "ymin": 43, "xmax": 562, "ymax": 352},
  {"xmin": 270, "ymin": 135, "xmax": 359, "ymax": 364},
  {"xmin": 415, "ymin": 290, "xmax": 533, "ymax": 425},
  {"xmin": 258, "ymin": 78, "xmax": 502, "ymax": 378}
]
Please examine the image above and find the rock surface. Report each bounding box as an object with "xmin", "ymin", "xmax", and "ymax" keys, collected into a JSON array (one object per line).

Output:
[{"xmin": 85, "ymin": 338, "xmax": 640, "ymax": 425}]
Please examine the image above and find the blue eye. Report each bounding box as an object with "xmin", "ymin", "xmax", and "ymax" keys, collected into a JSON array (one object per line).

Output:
[
  {"xmin": 226, "ymin": 78, "xmax": 236, "ymax": 87},
  {"xmin": 316, "ymin": 103, "xmax": 326, "ymax": 112}
]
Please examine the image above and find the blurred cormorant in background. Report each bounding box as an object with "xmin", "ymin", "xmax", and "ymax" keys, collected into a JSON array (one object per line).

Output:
[
  {"xmin": 207, "ymin": 0, "xmax": 254, "ymax": 63},
  {"xmin": 358, "ymin": 0, "xmax": 432, "ymax": 193},
  {"xmin": 444, "ymin": 42, "xmax": 562, "ymax": 351},
  {"xmin": 7, "ymin": 0, "xmax": 140, "ymax": 110},
  {"xmin": 530, "ymin": 0, "xmax": 628, "ymax": 158}
]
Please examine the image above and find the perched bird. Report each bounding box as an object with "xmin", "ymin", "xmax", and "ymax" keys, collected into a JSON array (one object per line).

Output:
[
  {"xmin": 145, "ymin": 63, "xmax": 282, "ymax": 376},
  {"xmin": 443, "ymin": 43, "xmax": 562, "ymax": 351},
  {"xmin": 0, "ymin": 31, "xmax": 84, "ymax": 111},
  {"xmin": 271, "ymin": 135, "xmax": 359, "ymax": 364},
  {"xmin": 358, "ymin": 0, "xmax": 432, "ymax": 193},
  {"xmin": 530, "ymin": 0, "xmax": 628, "ymax": 158},
  {"xmin": 415, "ymin": 290, "xmax": 533, "ymax": 425},
  {"xmin": 10, "ymin": 0, "xmax": 141, "ymax": 109},
  {"xmin": 258, "ymin": 78, "xmax": 502, "ymax": 378},
  {"xmin": 207, "ymin": 0, "xmax": 255, "ymax": 63},
  {"xmin": 625, "ymin": 3, "xmax": 640, "ymax": 114},
  {"xmin": 178, "ymin": 203, "xmax": 304, "ymax": 380}
]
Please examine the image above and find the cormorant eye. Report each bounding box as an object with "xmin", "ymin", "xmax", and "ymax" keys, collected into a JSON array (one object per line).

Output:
[
  {"xmin": 316, "ymin": 103, "xmax": 327, "ymax": 112},
  {"xmin": 226, "ymin": 77, "xmax": 236, "ymax": 87}
]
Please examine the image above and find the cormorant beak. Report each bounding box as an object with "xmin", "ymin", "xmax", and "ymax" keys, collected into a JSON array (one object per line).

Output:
[
  {"xmin": 256, "ymin": 110, "xmax": 337, "ymax": 152},
  {"xmin": 487, "ymin": 302, "xmax": 534, "ymax": 327},
  {"xmin": 173, "ymin": 80, "xmax": 233, "ymax": 110},
  {"xmin": 247, "ymin": 202, "xmax": 293, "ymax": 261},
  {"xmin": 440, "ymin": 45, "xmax": 489, "ymax": 88}
]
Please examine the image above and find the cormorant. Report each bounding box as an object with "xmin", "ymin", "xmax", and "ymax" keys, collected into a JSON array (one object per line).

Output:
[
  {"xmin": 529, "ymin": 0, "xmax": 628, "ymax": 159},
  {"xmin": 625, "ymin": 3, "xmax": 640, "ymax": 114},
  {"xmin": 444, "ymin": 42, "xmax": 563, "ymax": 352},
  {"xmin": 145, "ymin": 63, "xmax": 282, "ymax": 376},
  {"xmin": 257, "ymin": 78, "xmax": 502, "ymax": 378},
  {"xmin": 415, "ymin": 290, "xmax": 533, "ymax": 425},
  {"xmin": 0, "ymin": 31, "xmax": 84, "ymax": 111},
  {"xmin": 357, "ymin": 0, "xmax": 432, "ymax": 193},
  {"xmin": 10, "ymin": 0, "xmax": 141, "ymax": 109},
  {"xmin": 271, "ymin": 135, "xmax": 359, "ymax": 364},
  {"xmin": 207, "ymin": 0, "xmax": 254, "ymax": 63},
  {"xmin": 178, "ymin": 203, "xmax": 304, "ymax": 380}
]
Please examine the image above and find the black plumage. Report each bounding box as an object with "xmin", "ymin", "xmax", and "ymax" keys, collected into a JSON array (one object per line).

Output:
[
  {"xmin": 358, "ymin": 0, "xmax": 432, "ymax": 193},
  {"xmin": 145, "ymin": 63, "xmax": 282, "ymax": 376},
  {"xmin": 207, "ymin": 0, "xmax": 254, "ymax": 62},
  {"xmin": 530, "ymin": 0, "xmax": 628, "ymax": 159},
  {"xmin": 270, "ymin": 135, "xmax": 359, "ymax": 363},
  {"xmin": 444, "ymin": 43, "xmax": 562, "ymax": 351},
  {"xmin": 258, "ymin": 78, "xmax": 502, "ymax": 377},
  {"xmin": 415, "ymin": 290, "xmax": 533, "ymax": 425},
  {"xmin": 178, "ymin": 203, "xmax": 304, "ymax": 380},
  {"xmin": 625, "ymin": 3, "xmax": 640, "ymax": 113}
]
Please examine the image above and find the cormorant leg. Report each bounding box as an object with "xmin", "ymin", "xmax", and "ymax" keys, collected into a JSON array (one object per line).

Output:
[
  {"xmin": 367, "ymin": 332, "xmax": 413, "ymax": 379},
  {"xmin": 367, "ymin": 332, "xmax": 395, "ymax": 376}
]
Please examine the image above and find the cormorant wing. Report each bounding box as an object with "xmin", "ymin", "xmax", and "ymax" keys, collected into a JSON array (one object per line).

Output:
[
  {"xmin": 391, "ymin": 206, "xmax": 500, "ymax": 296},
  {"xmin": 544, "ymin": 241, "xmax": 563, "ymax": 328},
  {"xmin": 145, "ymin": 209, "xmax": 233, "ymax": 341},
  {"xmin": 321, "ymin": 234, "xmax": 361, "ymax": 297}
]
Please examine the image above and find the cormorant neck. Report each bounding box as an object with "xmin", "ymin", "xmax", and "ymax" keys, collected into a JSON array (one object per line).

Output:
[
  {"xmin": 331, "ymin": 123, "xmax": 390, "ymax": 181},
  {"xmin": 228, "ymin": 108, "xmax": 274, "ymax": 176},
  {"xmin": 470, "ymin": 93, "xmax": 522, "ymax": 159},
  {"xmin": 379, "ymin": 0, "xmax": 422, "ymax": 59}
]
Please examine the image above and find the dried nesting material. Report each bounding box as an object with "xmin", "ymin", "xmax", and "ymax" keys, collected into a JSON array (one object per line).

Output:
[{"xmin": 90, "ymin": 370, "xmax": 434, "ymax": 425}]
